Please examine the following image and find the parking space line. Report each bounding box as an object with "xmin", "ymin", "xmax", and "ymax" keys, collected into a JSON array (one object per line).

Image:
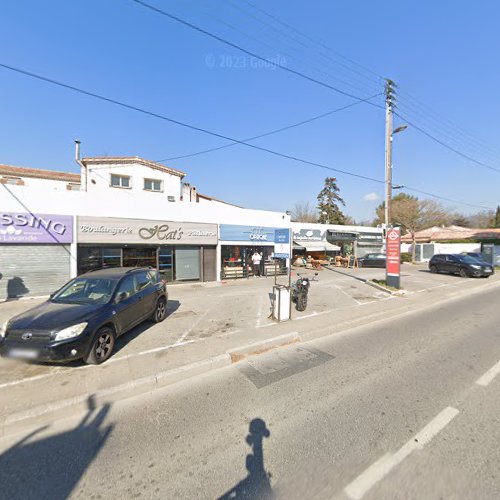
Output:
[
  {"xmin": 344, "ymin": 407, "xmax": 459, "ymax": 499},
  {"xmin": 475, "ymin": 359, "xmax": 500, "ymax": 386},
  {"xmin": 256, "ymin": 295, "xmax": 264, "ymax": 328},
  {"xmin": 334, "ymin": 284, "xmax": 362, "ymax": 305},
  {"xmin": 176, "ymin": 309, "xmax": 210, "ymax": 344}
]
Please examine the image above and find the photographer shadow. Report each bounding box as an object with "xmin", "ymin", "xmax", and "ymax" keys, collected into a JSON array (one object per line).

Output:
[{"xmin": 218, "ymin": 418, "xmax": 274, "ymax": 499}]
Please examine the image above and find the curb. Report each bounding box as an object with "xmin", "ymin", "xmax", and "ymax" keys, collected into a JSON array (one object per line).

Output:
[
  {"xmin": 0, "ymin": 333, "xmax": 300, "ymax": 438},
  {"xmin": 365, "ymin": 280, "xmax": 399, "ymax": 295}
]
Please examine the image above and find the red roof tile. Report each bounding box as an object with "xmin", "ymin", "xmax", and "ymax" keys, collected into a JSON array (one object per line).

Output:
[{"xmin": 0, "ymin": 164, "xmax": 80, "ymax": 182}]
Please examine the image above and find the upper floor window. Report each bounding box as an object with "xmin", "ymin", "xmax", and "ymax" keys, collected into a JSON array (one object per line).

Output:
[
  {"xmin": 110, "ymin": 174, "xmax": 131, "ymax": 189},
  {"xmin": 144, "ymin": 178, "xmax": 162, "ymax": 192},
  {"xmin": 66, "ymin": 183, "xmax": 81, "ymax": 191},
  {"xmin": 0, "ymin": 176, "xmax": 24, "ymax": 186}
]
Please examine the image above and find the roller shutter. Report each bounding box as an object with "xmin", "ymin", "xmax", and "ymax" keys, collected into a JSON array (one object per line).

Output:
[{"xmin": 0, "ymin": 245, "xmax": 71, "ymax": 300}]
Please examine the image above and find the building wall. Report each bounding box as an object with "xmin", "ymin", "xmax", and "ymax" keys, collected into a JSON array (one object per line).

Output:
[
  {"xmin": 2, "ymin": 176, "xmax": 76, "ymax": 191},
  {"xmin": 1, "ymin": 184, "xmax": 290, "ymax": 227},
  {"xmin": 85, "ymin": 162, "xmax": 181, "ymax": 200}
]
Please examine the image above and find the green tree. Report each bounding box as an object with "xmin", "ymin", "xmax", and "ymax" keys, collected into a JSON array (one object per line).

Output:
[
  {"xmin": 495, "ymin": 206, "xmax": 500, "ymax": 228},
  {"xmin": 374, "ymin": 193, "xmax": 449, "ymax": 262},
  {"xmin": 316, "ymin": 177, "xmax": 346, "ymax": 224}
]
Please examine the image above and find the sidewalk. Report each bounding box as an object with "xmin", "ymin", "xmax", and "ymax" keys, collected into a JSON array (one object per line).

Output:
[{"xmin": 1, "ymin": 265, "xmax": 499, "ymax": 436}]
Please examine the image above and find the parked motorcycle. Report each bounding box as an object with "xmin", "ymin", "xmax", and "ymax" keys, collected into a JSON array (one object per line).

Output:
[{"xmin": 292, "ymin": 273, "xmax": 312, "ymax": 311}]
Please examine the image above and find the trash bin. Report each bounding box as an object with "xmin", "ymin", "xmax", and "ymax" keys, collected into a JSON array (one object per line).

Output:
[{"xmin": 271, "ymin": 285, "xmax": 290, "ymax": 322}]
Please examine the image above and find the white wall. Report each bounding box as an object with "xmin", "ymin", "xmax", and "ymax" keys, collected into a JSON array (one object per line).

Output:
[
  {"xmin": 0, "ymin": 183, "xmax": 291, "ymax": 227},
  {"xmin": 9, "ymin": 176, "xmax": 75, "ymax": 191},
  {"xmin": 85, "ymin": 161, "xmax": 181, "ymax": 200}
]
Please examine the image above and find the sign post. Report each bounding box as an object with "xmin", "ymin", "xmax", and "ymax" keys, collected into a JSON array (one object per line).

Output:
[{"xmin": 385, "ymin": 227, "xmax": 401, "ymax": 289}]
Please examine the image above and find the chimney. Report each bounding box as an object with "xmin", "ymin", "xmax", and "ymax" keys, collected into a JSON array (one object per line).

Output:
[
  {"xmin": 181, "ymin": 182, "xmax": 191, "ymax": 201},
  {"xmin": 75, "ymin": 140, "xmax": 87, "ymax": 191},
  {"xmin": 190, "ymin": 185, "xmax": 197, "ymax": 203}
]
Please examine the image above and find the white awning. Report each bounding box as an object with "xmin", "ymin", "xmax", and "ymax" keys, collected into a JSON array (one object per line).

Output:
[{"xmin": 293, "ymin": 241, "xmax": 340, "ymax": 252}]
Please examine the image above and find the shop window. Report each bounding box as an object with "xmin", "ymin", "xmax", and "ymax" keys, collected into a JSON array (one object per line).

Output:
[
  {"xmin": 77, "ymin": 247, "xmax": 122, "ymax": 274},
  {"xmin": 144, "ymin": 178, "xmax": 162, "ymax": 192},
  {"xmin": 110, "ymin": 174, "xmax": 131, "ymax": 189},
  {"xmin": 122, "ymin": 247, "xmax": 157, "ymax": 268}
]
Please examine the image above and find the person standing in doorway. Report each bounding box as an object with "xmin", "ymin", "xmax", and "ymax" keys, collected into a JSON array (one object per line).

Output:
[{"xmin": 252, "ymin": 251, "xmax": 262, "ymax": 277}]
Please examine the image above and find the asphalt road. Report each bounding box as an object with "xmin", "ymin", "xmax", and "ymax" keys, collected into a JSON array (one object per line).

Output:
[{"xmin": 1, "ymin": 281, "xmax": 499, "ymax": 499}]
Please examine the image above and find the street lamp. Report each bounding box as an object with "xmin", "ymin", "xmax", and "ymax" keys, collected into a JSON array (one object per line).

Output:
[{"xmin": 385, "ymin": 123, "xmax": 408, "ymax": 229}]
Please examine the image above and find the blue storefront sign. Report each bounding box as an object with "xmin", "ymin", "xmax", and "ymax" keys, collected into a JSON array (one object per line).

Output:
[{"xmin": 219, "ymin": 225, "xmax": 284, "ymax": 243}]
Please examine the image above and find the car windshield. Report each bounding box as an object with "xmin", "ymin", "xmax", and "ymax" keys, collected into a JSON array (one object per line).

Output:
[
  {"xmin": 456, "ymin": 255, "xmax": 483, "ymax": 264},
  {"xmin": 52, "ymin": 277, "xmax": 119, "ymax": 305}
]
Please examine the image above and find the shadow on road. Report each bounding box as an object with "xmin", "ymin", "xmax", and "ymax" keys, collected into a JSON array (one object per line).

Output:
[
  {"xmin": 0, "ymin": 395, "xmax": 113, "ymax": 499},
  {"xmin": 218, "ymin": 418, "xmax": 274, "ymax": 499},
  {"xmin": 113, "ymin": 299, "xmax": 181, "ymax": 354}
]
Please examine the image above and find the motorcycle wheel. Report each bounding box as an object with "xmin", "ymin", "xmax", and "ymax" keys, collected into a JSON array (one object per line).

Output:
[{"xmin": 296, "ymin": 292, "xmax": 308, "ymax": 312}]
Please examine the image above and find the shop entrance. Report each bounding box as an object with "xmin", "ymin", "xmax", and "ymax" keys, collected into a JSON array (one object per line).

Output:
[{"xmin": 122, "ymin": 247, "xmax": 157, "ymax": 268}]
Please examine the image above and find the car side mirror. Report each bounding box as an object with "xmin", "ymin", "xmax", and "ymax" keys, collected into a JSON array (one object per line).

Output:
[{"xmin": 115, "ymin": 291, "xmax": 127, "ymax": 304}]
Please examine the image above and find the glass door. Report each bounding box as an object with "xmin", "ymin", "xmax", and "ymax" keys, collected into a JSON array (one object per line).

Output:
[
  {"xmin": 159, "ymin": 245, "xmax": 175, "ymax": 282},
  {"xmin": 175, "ymin": 247, "xmax": 200, "ymax": 281}
]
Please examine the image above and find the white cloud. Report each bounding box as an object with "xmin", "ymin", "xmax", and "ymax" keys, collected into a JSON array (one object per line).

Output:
[{"xmin": 363, "ymin": 192, "xmax": 380, "ymax": 202}]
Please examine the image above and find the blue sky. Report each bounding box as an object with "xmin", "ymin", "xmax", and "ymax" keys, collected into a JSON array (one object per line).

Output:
[{"xmin": 1, "ymin": 0, "xmax": 499, "ymax": 222}]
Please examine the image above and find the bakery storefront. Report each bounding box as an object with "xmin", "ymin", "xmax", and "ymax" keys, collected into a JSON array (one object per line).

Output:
[
  {"xmin": 219, "ymin": 224, "xmax": 288, "ymax": 279},
  {"xmin": 0, "ymin": 212, "xmax": 73, "ymax": 300},
  {"xmin": 77, "ymin": 216, "xmax": 218, "ymax": 282}
]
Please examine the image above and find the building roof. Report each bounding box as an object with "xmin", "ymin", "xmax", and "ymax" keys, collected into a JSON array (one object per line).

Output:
[
  {"xmin": 197, "ymin": 192, "xmax": 242, "ymax": 208},
  {"xmin": 0, "ymin": 164, "xmax": 80, "ymax": 183},
  {"xmin": 401, "ymin": 225, "xmax": 500, "ymax": 242},
  {"xmin": 81, "ymin": 157, "xmax": 186, "ymax": 178}
]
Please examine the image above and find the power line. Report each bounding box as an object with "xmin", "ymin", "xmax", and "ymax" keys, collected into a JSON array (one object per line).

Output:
[
  {"xmin": 0, "ymin": 62, "xmax": 492, "ymax": 211},
  {"xmin": 394, "ymin": 109, "xmax": 500, "ymax": 173},
  {"xmin": 0, "ymin": 62, "xmax": 382, "ymax": 185},
  {"xmin": 129, "ymin": 0, "xmax": 384, "ymax": 109},
  {"xmin": 158, "ymin": 93, "xmax": 383, "ymax": 162},
  {"xmin": 237, "ymin": 0, "xmax": 384, "ymax": 89},
  {"xmin": 222, "ymin": 0, "xmax": 381, "ymax": 96},
  {"xmin": 129, "ymin": 1, "xmax": 500, "ymax": 176}
]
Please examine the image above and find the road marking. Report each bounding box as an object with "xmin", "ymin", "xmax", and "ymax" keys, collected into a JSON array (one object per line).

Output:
[
  {"xmin": 0, "ymin": 339, "xmax": 198, "ymax": 390},
  {"xmin": 334, "ymin": 284, "xmax": 362, "ymax": 305},
  {"xmin": 344, "ymin": 406, "xmax": 459, "ymax": 500},
  {"xmin": 295, "ymin": 309, "xmax": 334, "ymax": 320},
  {"xmin": 109, "ymin": 339, "xmax": 196, "ymax": 361},
  {"xmin": 256, "ymin": 295, "xmax": 264, "ymax": 328},
  {"xmin": 475, "ymin": 359, "xmax": 500, "ymax": 386},
  {"xmin": 176, "ymin": 309, "xmax": 210, "ymax": 343},
  {"xmin": 256, "ymin": 322, "xmax": 277, "ymax": 328}
]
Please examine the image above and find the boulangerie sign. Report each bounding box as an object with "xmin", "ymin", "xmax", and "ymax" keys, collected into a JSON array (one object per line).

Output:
[
  {"xmin": 78, "ymin": 216, "xmax": 218, "ymax": 245},
  {"xmin": 0, "ymin": 212, "xmax": 73, "ymax": 244}
]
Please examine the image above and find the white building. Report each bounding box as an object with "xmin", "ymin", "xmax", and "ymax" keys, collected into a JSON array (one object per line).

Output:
[
  {"xmin": 291, "ymin": 222, "xmax": 383, "ymax": 258},
  {"xmin": 0, "ymin": 156, "xmax": 290, "ymax": 299}
]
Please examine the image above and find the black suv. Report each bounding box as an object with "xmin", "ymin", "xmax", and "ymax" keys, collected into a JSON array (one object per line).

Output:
[
  {"xmin": 429, "ymin": 254, "xmax": 494, "ymax": 278},
  {"xmin": 0, "ymin": 268, "xmax": 168, "ymax": 364}
]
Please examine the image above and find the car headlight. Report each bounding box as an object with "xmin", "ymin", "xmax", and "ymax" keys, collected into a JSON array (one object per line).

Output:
[
  {"xmin": 0, "ymin": 320, "xmax": 10, "ymax": 338},
  {"xmin": 53, "ymin": 322, "xmax": 88, "ymax": 341},
  {"xmin": 470, "ymin": 265, "xmax": 481, "ymax": 270}
]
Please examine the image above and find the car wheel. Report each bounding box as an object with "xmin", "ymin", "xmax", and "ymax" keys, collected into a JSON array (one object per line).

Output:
[
  {"xmin": 429, "ymin": 265, "xmax": 438, "ymax": 273},
  {"xmin": 152, "ymin": 297, "xmax": 167, "ymax": 323},
  {"xmin": 84, "ymin": 326, "xmax": 115, "ymax": 365},
  {"xmin": 459, "ymin": 268, "xmax": 469, "ymax": 278}
]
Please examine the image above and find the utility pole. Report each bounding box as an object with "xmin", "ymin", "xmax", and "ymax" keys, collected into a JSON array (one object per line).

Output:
[{"xmin": 384, "ymin": 79, "xmax": 396, "ymax": 229}]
